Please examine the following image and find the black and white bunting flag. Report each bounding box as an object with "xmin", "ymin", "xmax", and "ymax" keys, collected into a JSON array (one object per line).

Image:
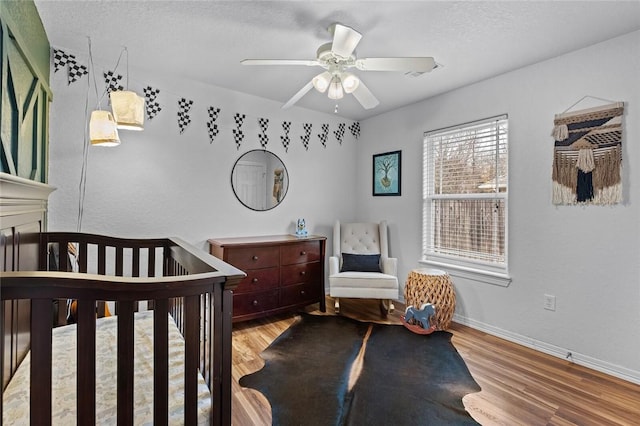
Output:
[
  {"xmin": 177, "ymin": 98, "xmax": 194, "ymax": 134},
  {"xmin": 281, "ymin": 121, "xmax": 292, "ymax": 152},
  {"xmin": 349, "ymin": 122, "xmax": 361, "ymax": 139},
  {"xmin": 318, "ymin": 123, "xmax": 329, "ymax": 148},
  {"xmin": 67, "ymin": 59, "xmax": 88, "ymax": 85},
  {"xmin": 103, "ymin": 70, "xmax": 124, "ymax": 94},
  {"xmin": 258, "ymin": 117, "xmax": 269, "ymax": 149},
  {"xmin": 301, "ymin": 123, "xmax": 312, "ymax": 151},
  {"xmin": 207, "ymin": 106, "xmax": 221, "ymax": 143},
  {"xmin": 143, "ymin": 86, "xmax": 162, "ymax": 120},
  {"xmin": 53, "ymin": 49, "xmax": 71, "ymax": 73},
  {"xmin": 233, "ymin": 113, "xmax": 246, "ymax": 149},
  {"xmin": 334, "ymin": 123, "xmax": 346, "ymax": 144}
]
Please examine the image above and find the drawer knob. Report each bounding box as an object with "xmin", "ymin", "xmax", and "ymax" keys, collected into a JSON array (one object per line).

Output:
[
  {"xmin": 252, "ymin": 300, "xmax": 259, "ymax": 306},
  {"xmin": 252, "ymin": 255, "xmax": 259, "ymax": 261},
  {"xmin": 300, "ymin": 251, "xmax": 306, "ymax": 255},
  {"xmin": 252, "ymin": 277, "xmax": 259, "ymax": 283},
  {"xmin": 300, "ymin": 271, "xmax": 306, "ymax": 276},
  {"xmin": 300, "ymin": 290, "xmax": 306, "ymax": 295}
]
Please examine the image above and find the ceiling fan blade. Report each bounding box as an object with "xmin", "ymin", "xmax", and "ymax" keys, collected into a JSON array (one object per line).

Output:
[
  {"xmin": 355, "ymin": 57, "xmax": 436, "ymax": 72},
  {"xmin": 241, "ymin": 59, "xmax": 320, "ymax": 66},
  {"xmin": 282, "ymin": 81, "xmax": 314, "ymax": 110},
  {"xmin": 352, "ymin": 80, "xmax": 379, "ymax": 110},
  {"xmin": 330, "ymin": 23, "xmax": 362, "ymax": 58}
]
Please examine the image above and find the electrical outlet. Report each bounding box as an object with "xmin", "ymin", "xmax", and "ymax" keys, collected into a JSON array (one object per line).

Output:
[{"xmin": 544, "ymin": 294, "xmax": 556, "ymax": 311}]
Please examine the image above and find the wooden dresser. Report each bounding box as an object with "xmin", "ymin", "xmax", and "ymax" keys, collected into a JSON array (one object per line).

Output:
[{"xmin": 209, "ymin": 235, "xmax": 326, "ymax": 322}]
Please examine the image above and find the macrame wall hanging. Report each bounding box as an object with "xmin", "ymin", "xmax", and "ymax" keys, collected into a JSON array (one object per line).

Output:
[{"xmin": 551, "ymin": 99, "xmax": 624, "ymax": 205}]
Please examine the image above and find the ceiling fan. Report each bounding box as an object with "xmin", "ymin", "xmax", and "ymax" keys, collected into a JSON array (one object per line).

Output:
[{"xmin": 241, "ymin": 23, "xmax": 436, "ymax": 110}]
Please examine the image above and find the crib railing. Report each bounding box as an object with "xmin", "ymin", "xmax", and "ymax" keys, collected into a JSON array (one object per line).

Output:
[{"xmin": 1, "ymin": 232, "xmax": 244, "ymax": 426}]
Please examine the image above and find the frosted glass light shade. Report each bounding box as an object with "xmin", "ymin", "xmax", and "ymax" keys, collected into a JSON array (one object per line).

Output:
[
  {"xmin": 110, "ymin": 90, "xmax": 144, "ymax": 130},
  {"xmin": 312, "ymin": 71, "xmax": 332, "ymax": 93},
  {"xmin": 327, "ymin": 76, "xmax": 344, "ymax": 100},
  {"xmin": 341, "ymin": 72, "xmax": 360, "ymax": 93},
  {"xmin": 90, "ymin": 110, "xmax": 120, "ymax": 147}
]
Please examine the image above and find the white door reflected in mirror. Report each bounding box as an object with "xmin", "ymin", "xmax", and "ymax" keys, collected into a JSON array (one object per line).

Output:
[{"xmin": 231, "ymin": 150, "xmax": 288, "ymax": 211}]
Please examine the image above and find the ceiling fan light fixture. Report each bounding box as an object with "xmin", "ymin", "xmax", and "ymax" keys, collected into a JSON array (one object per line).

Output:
[
  {"xmin": 312, "ymin": 71, "xmax": 332, "ymax": 93},
  {"xmin": 327, "ymin": 76, "xmax": 344, "ymax": 100},
  {"xmin": 341, "ymin": 72, "xmax": 360, "ymax": 93}
]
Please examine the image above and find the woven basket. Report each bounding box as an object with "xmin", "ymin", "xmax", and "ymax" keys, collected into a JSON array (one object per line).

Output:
[{"xmin": 404, "ymin": 269, "xmax": 456, "ymax": 330}]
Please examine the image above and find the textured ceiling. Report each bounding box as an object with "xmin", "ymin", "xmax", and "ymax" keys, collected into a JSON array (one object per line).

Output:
[{"xmin": 35, "ymin": 1, "xmax": 640, "ymax": 121}]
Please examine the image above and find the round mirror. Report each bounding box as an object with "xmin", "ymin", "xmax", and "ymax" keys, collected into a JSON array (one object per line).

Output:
[{"xmin": 231, "ymin": 150, "xmax": 289, "ymax": 211}]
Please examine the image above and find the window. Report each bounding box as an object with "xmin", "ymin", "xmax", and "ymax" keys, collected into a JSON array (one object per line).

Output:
[{"xmin": 422, "ymin": 115, "xmax": 509, "ymax": 282}]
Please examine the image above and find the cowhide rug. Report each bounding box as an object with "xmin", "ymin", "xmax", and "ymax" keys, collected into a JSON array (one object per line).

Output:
[{"xmin": 239, "ymin": 313, "xmax": 480, "ymax": 425}]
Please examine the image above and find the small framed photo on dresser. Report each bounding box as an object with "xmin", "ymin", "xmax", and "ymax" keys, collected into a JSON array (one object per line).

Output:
[{"xmin": 372, "ymin": 150, "xmax": 401, "ymax": 196}]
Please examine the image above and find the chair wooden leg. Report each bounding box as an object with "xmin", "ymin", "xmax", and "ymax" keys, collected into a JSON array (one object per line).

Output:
[
  {"xmin": 380, "ymin": 300, "xmax": 394, "ymax": 317},
  {"xmin": 334, "ymin": 298, "xmax": 340, "ymax": 314}
]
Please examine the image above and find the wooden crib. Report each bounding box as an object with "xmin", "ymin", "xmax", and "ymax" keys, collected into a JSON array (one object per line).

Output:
[{"xmin": 1, "ymin": 232, "xmax": 244, "ymax": 425}]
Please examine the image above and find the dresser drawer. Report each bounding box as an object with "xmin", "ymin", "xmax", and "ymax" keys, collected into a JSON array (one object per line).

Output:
[
  {"xmin": 281, "ymin": 261, "xmax": 321, "ymax": 286},
  {"xmin": 280, "ymin": 282, "xmax": 322, "ymax": 307},
  {"xmin": 281, "ymin": 241, "xmax": 321, "ymax": 265},
  {"xmin": 234, "ymin": 267, "xmax": 280, "ymax": 294},
  {"xmin": 233, "ymin": 290, "xmax": 279, "ymax": 317},
  {"xmin": 225, "ymin": 246, "xmax": 279, "ymax": 270}
]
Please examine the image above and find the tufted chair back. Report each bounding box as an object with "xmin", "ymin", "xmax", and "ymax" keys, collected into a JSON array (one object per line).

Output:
[{"xmin": 333, "ymin": 221, "xmax": 389, "ymax": 265}]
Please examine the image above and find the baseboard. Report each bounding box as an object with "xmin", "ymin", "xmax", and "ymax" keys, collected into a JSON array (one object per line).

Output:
[{"xmin": 453, "ymin": 313, "xmax": 640, "ymax": 386}]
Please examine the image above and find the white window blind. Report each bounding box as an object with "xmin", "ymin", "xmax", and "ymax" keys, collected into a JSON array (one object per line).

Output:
[{"xmin": 423, "ymin": 116, "xmax": 508, "ymax": 268}]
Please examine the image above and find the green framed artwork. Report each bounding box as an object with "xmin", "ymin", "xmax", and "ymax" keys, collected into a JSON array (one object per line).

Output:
[{"xmin": 373, "ymin": 150, "xmax": 401, "ymax": 196}]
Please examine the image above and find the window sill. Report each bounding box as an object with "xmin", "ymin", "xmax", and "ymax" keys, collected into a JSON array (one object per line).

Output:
[{"xmin": 419, "ymin": 259, "xmax": 512, "ymax": 287}]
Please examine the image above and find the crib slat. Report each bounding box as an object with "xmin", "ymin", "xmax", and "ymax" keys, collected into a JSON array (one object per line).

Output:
[
  {"xmin": 31, "ymin": 299, "xmax": 52, "ymax": 425},
  {"xmin": 77, "ymin": 299, "xmax": 97, "ymax": 424},
  {"xmin": 117, "ymin": 301, "xmax": 135, "ymax": 425},
  {"xmin": 115, "ymin": 246, "xmax": 124, "ymax": 276},
  {"xmin": 98, "ymin": 244, "xmax": 106, "ymax": 275},
  {"xmin": 184, "ymin": 295, "xmax": 200, "ymax": 425},
  {"xmin": 148, "ymin": 248, "xmax": 156, "ymax": 277},
  {"xmin": 78, "ymin": 241, "xmax": 88, "ymax": 273},
  {"xmin": 211, "ymin": 284, "xmax": 234, "ymax": 426},
  {"xmin": 132, "ymin": 247, "xmax": 140, "ymax": 277},
  {"xmin": 153, "ymin": 299, "xmax": 169, "ymax": 426},
  {"xmin": 221, "ymin": 288, "xmax": 233, "ymax": 425},
  {"xmin": 59, "ymin": 242, "xmax": 70, "ymax": 271}
]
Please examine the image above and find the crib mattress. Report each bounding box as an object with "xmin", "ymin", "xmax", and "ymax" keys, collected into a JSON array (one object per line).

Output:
[{"xmin": 2, "ymin": 311, "xmax": 211, "ymax": 425}]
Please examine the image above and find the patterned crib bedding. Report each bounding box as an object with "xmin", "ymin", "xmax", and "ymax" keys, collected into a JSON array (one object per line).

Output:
[{"xmin": 2, "ymin": 311, "xmax": 210, "ymax": 425}]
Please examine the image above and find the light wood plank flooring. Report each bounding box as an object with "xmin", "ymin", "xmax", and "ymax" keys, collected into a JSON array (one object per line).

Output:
[{"xmin": 231, "ymin": 297, "xmax": 640, "ymax": 425}]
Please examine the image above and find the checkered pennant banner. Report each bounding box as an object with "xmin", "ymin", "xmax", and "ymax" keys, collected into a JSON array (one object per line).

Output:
[
  {"xmin": 53, "ymin": 49, "xmax": 71, "ymax": 73},
  {"xmin": 207, "ymin": 106, "xmax": 221, "ymax": 144},
  {"xmin": 177, "ymin": 98, "xmax": 194, "ymax": 134},
  {"xmin": 143, "ymin": 86, "xmax": 162, "ymax": 120},
  {"xmin": 349, "ymin": 122, "xmax": 361, "ymax": 139},
  {"xmin": 301, "ymin": 123, "xmax": 312, "ymax": 151},
  {"xmin": 233, "ymin": 113, "xmax": 246, "ymax": 149},
  {"xmin": 104, "ymin": 71, "xmax": 124, "ymax": 95},
  {"xmin": 258, "ymin": 117, "xmax": 269, "ymax": 149},
  {"xmin": 67, "ymin": 60, "xmax": 88, "ymax": 85},
  {"xmin": 318, "ymin": 123, "xmax": 329, "ymax": 148},
  {"xmin": 281, "ymin": 121, "xmax": 292, "ymax": 152},
  {"xmin": 334, "ymin": 123, "xmax": 346, "ymax": 144}
]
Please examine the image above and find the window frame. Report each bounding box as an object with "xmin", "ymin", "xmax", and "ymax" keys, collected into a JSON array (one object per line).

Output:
[{"xmin": 421, "ymin": 115, "xmax": 511, "ymax": 287}]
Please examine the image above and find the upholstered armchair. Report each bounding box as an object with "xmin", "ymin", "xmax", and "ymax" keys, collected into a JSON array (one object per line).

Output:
[{"xmin": 329, "ymin": 220, "xmax": 399, "ymax": 316}]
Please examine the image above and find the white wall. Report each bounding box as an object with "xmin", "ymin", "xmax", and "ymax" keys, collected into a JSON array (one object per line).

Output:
[
  {"xmin": 356, "ymin": 31, "xmax": 640, "ymax": 383},
  {"xmin": 48, "ymin": 57, "xmax": 360, "ymax": 252}
]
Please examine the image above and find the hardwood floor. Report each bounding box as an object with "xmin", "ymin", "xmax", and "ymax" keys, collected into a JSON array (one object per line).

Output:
[{"xmin": 230, "ymin": 297, "xmax": 640, "ymax": 425}]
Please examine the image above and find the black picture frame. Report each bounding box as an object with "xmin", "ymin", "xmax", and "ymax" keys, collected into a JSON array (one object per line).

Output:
[{"xmin": 372, "ymin": 150, "xmax": 401, "ymax": 196}]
